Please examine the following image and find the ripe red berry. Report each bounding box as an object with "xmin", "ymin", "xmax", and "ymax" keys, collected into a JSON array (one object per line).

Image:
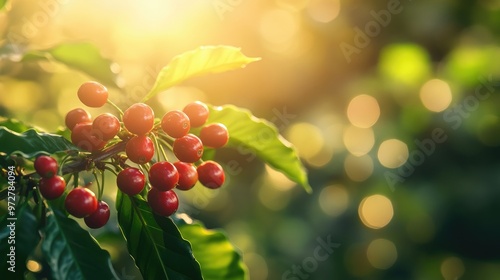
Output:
[
  {"xmin": 125, "ymin": 135, "xmax": 154, "ymax": 164},
  {"xmin": 39, "ymin": 175, "xmax": 65, "ymax": 200},
  {"xmin": 65, "ymin": 108, "xmax": 92, "ymax": 130},
  {"xmin": 174, "ymin": 161, "xmax": 198, "ymax": 191},
  {"xmin": 84, "ymin": 201, "xmax": 110, "ymax": 229},
  {"xmin": 65, "ymin": 187, "xmax": 98, "ymax": 218},
  {"xmin": 92, "ymin": 113, "xmax": 120, "ymax": 141},
  {"xmin": 147, "ymin": 188, "xmax": 179, "ymax": 216},
  {"xmin": 123, "ymin": 103, "xmax": 154, "ymax": 135},
  {"xmin": 77, "ymin": 81, "xmax": 108, "ymax": 108},
  {"xmin": 161, "ymin": 110, "xmax": 190, "ymax": 138},
  {"xmin": 173, "ymin": 134, "xmax": 203, "ymax": 163},
  {"xmin": 200, "ymin": 123, "xmax": 229, "ymax": 148},
  {"xmin": 183, "ymin": 101, "xmax": 209, "ymax": 127},
  {"xmin": 34, "ymin": 155, "xmax": 58, "ymax": 178},
  {"xmin": 197, "ymin": 161, "xmax": 225, "ymax": 189},
  {"xmin": 71, "ymin": 122, "xmax": 107, "ymax": 152},
  {"xmin": 149, "ymin": 162, "xmax": 179, "ymax": 191},
  {"xmin": 117, "ymin": 167, "xmax": 145, "ymax": 195}
]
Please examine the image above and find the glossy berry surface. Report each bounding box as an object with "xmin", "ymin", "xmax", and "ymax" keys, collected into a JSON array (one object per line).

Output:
[
  {"xmin": 161, "ymin": 110, "xmax": 190, "ymax": 138},
  {"xmin": 84, "ymin": 201, "xmax": 110, "ymax": 229},
  {"xmin": 117, "ymin": 167, "xmax": 145, "ymax": 195},
  {"xmin": 92, "ymin": 113, "xmax": 120, "ymax": 141},
  {"xmin": 65, "ymin": 187, "xmax": 98, "ymax": 218},
  {"xmin": 39, "ymin": 175, "xmax": 66, "ymax": 200},
  {"xmin": 71, "ymin": 122, "xmax": 106, "ymax": 152},
  {"xmin": 149, "ymin": 162, "xmax": 179, "ymax": 191},
  {"xmin": 123, "ymin": 103, "xmax": 155, "ymax": 135},
  {"xmin": 200, "ymin": 123, "xmax": 229, "ymax": 148},
  {"xmin": 174, "ymin": 161, "xmax": 198, "ymax": 191},
  {"xmin": 34, "ymin": 155, "xmax": 58, "ymax": 178},
  {"xmin": 77, "ymin": 81, "xmax": 108, "ymax": 108},
  {"xmin": 183, "ymin": 101, "xmax": 209, "ymax": 127},
  {"xmin": 197, "ymin": 161, "xmax": 225, "ymax": 189},
  {"xmin": 65, "ymin": 108, "xmax": 92, "ymax": 130},
  {"xmin": 147, "ymin": 188, "xmax": 179, "ymax": 216},
  {"xmin": 125, "ymin": 135, "xmax": 155, "ymax": 164},
  {"xmin": 173, "ymin": 134, "xmax": 204, "ymax": 163}
]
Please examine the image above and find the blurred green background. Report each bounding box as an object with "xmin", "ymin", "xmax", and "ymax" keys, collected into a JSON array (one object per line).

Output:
[{"xmin": 2, "ymin": 0, "xmax": 500, "ymax": 279}]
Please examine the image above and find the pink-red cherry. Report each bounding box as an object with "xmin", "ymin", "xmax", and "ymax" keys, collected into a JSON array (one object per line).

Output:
[
  {"xmin": 34, "ymin": 155, "xmax": 58, "ymax": 178},
  {"xmin": 65, "ymin": 108, "xmax": 92, "ymax": 130},
  {"xmin": 149, "ymin": 162, "xmax": 179, "ymax": 191},
  {"xmin": 161, "ymin": 110, "xmax": 190, "ymax": 138},
  {"xmin": 92, "ymin": 113, "xmax": 120, "ymax": 141},
  {"xmin": 173, "ymin": 134, "xmax": 203, "ymax": 163},
  {"xmin": 125, "ymin": 135, "xmax": 154, "ymax": 164},
  {"xmin": 123, "ymin": 103, "xmax": 154, "ymax": 135},
  {"xmin": 39, "ymin": 175, "xmax": 66, "ymax": 200},
  {"xmin": 197, "ymin": 161, "xmax": 225, "ymax": 189},
  {"xmin": 147, "ymin": 188, "xmax": 179, "ymax": 216},
  {"xmin": 84, "ymin": 201, "xmax": 110, "ymax": 229},
  {"xmin": 183, "ymin": 101, "xmax": 209, "ymax": 127},
  {"xmin": 200, "ymin": 123, "xmax": 229, "ymax": 148},
  {"xmin": 64, "ymin": 187, "xmax": 98, "ymax": 218},
  {"xmin": 174, "ymin": 161, "xmax": 198, "ymax": 191},
  {"xmin": 117, "ymin": 167, "xmax": 145, "ymax": 195},
  {"xmin": 77, "ymin": 81, "xmax": 108, "ymax": 108}
]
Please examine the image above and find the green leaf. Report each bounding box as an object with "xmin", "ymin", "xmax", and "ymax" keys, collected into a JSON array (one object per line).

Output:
[
  {"xmin": 174, "ymin": 215, "xmax": 248, "ymax": 280},
  {"xmin": 0, "ymin": 0, "xmax": 8, "ymax": 10},
  {"xmin": 22, "ymin": 42, "xmax": 119, "ymax": 87},
  {"xmin": 143, "ymin": 46, "xmax": 260, "ymax": 102},
  {"xmin": 0, "ymin": 127, "xmax": 77, "ymax": 158},
  {"xmin": 0, "ymin": 203, "xmax": 40, "ymax": 277},
  {"xmin": 41, "ymin": 207, "xmax": 119, "ymax": 280},
  {"xmin": 116, "ymin": 191, "xmax": 203, "ymax": 280},
  {"xmin": 0, "ymin": 117, "xmax": 33, "ymax": 133},
  {"xmin": 206, "ymin": 105, "xmax": 312, "ymax": 193}
]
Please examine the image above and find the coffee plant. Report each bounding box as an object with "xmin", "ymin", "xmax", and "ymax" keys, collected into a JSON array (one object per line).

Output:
[{"xmin": 0, "ymin": 44, "xmax": 311, "ymax": 279}]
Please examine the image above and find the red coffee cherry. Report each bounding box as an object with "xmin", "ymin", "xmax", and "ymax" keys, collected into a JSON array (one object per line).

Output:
[
  {"xmin": 65, "ymin": 108, "xmax": 92, "ymax": 130},
  {"xmin": 161, "ymin": 110, "xmax": 190, "ymax": 138},
  {"xmin": 173, "ymin": 161, "xmax": 198, "ymax": 191},
  {"xmin": 197, "ymin": 161, "xmax": 225, "ymax": 189},
  {"xmin": 125, "ymin": 135, "xmax": 154, "ymax": 164},
  {"xmin": 64, "ymin": 187, "xmax": 98, "ymax": 218},
  {"xmin": 71, "ymin": 122, "xmax": 106, "ymax": 152},
  {"xmin": 117, "ymin": 167, "xmax": 145, "ymax": 195},
  {"xmin": 149, "ymin": 162, "xmax": 179, "ymax": 191},
  {"xmin": 77, "ymin": 81, "xmax": 108, "ymax": 108},
  {"xmin": 92, "ymin": 113, "xmax": 120, "ymax": 141},
  {"xmin": 34, "ymin": 155, "xmax": 58, "ymax": 178},
  {"xmin": 200, "ymin": 123, "xmax": 229, "ymax": 148},
  {"xmin": 84, "ymin": 201, "xmax": 110, "ymax": 229},
  {"xmin": 39, "ymin": 175, "xmax": 66, "ymax": 200},
  {"xmin": 173, "ymin": 134, "xmax": 203, "ymax": 163},
  {"xmin": 183, "ymin": 101, "xmax": 209, "ymax": 127},
  {"xmin": 123, "ymin": 103, "xmax": 154, "ymax": 135},
  {"xmin": 147, "ymin": 188, "xmax": 179, "ymax": 216}
]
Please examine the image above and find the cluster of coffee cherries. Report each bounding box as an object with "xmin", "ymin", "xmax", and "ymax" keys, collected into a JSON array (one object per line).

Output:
[
  {"xmin": 34, "ymin": 155, "xmax": 109, "ymax": 229},
  {"xmin": 41, "ymin": 81, "xmax": 229, "ymax": 228}
]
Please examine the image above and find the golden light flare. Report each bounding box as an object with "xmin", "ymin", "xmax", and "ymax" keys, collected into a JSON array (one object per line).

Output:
[
  {"xmin": 26, "ymin": 260, "xmax": 42, "ymax": 273},
  {"xmin": 318, "ymin": 184, "xmax": 349, "ymax": 217},
  {"xmin": 343, "ymin": 126, "xmax": 375, "ymax": 156},
  {"xmin": 344, "ymin": 154, "xmax": 374, "ymax": 182},
  {"xmin": 419, "ymin": 79, "xmax": 453, "ymax": 112},
  {"xmin": 366, "ymin": 239, "xmax": 398, "ymax": 269},
  {"xmin": 377, "ymin": 139, "xmax": 409, "ymax": 168},
  {"xmin": 307, "ymin": 0, "xmax": 341, "ymax": 23},
  {"xmin": 286, "ymin": 122, "xmax": 324, "ymax": 161},
  {"xmin": 358, "ymin": 194, "xmax": 394, "ymax": 229},
  {"xmin": 347, "ymin": 94, "xmax": 381, "ymax": 128}
]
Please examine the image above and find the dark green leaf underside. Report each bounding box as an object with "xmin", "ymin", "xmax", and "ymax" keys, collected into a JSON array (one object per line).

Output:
[
  {"xmin": 41, "ymin": 207, "xmax": 118, "ymax": 280},
  {"xmin": 116, "ymin": 191, "xmax": 203, "ymax": 280}
]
